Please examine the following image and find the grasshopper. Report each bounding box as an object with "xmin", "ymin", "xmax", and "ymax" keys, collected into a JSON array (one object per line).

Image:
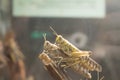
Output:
[
  {"xmin": 42, "ymin": 34, "xmax": 93, "ymax": 79},
  {"xmin": 50, "ymin": 27, "xmax": 102, "ymax": 73},
  {"xmin": 43, "ymin": 34, "xmax": 67, "ymax": 65},
  {"xmin": 50, "ymin": 27, "xmax": 92, "ymax": 57},
  {"xmin": 39, "ymin": 51, "xmax": 71, "ymax": 80}
]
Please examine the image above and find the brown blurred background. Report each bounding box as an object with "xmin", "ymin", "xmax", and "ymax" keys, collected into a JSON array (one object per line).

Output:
[{"xmin": 0, "ymin": 0, "xmax": 120, "ymax": 80}]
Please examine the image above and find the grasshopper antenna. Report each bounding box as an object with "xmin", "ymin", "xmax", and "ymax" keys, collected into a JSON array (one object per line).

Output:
[
  {"xmin": 100, "ymin": 76, "xmax": 104, "ymax": 80},
  {"xmin": 43, "ymin": 33, "xmax": 47, "ymax": 41},
  {"xmin": 50, "ymin": 26, "xmax": 58, "ymax": 36}
]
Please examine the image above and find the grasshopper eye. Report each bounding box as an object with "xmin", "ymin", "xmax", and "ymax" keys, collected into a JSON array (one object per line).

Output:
[
  {"xmin": 46, "ymin": 42, "xmax": 49, "ymax": 45},
  {"xmin": 45, "ymin": 41, "xmax": 50, "ymax": 45},
  {"xmin": 57, "ymin": 36, "xmax": 62, "ymax": 42},
  {"xmin": 59, "ymin": 35, "xmax": 62, "ymax": 40}
]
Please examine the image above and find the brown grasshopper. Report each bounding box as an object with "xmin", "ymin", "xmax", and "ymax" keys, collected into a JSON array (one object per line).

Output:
[
  {"xmin": 49, "ymin": 27, "xmax": 102, "ymax": 78},
  {"xmin": 42, "ymin": 34, "xmax": 93, "ymax": 79},
  {"xmin": 39, "ymin": 51, "xmax": 71, "ymax": 80}
]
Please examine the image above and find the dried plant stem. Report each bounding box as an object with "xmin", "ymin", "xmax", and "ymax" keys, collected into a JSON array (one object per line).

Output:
[{"xmin": 8, "ymin": 59, "xmax": 26, "ymax": 80}]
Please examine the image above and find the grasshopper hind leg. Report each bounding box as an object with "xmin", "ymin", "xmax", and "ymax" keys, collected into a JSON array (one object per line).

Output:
[{"xmin": 60, "ymin": 58, "xmax": 81, "ymax": 70}]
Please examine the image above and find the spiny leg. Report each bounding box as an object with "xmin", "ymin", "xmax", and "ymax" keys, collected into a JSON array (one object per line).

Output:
[
  {"xmin": 52, "ymin": 56, "xmax": 63, "ymax": 66},
  {"xmin": 71, "ymin": 51, "xmax": 92, "ymax": 58},
  {"xmin": 60, "ymin": 58, "xmax": 81, "ymax": 69}
]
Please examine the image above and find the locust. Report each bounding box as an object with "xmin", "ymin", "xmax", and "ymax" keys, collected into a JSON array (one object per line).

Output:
[
  {"xmin": 39, "ymin": 51, "xmax": 64, "ymax": 80},
  {"xmin": 49, "ymin": 27, "xmax": 102, "ymax": 75},
  {"xmin": 50, "ymin": 27, "xmax": 92, "ymax": 57},
  {"xmin": 42, "ymin": 34, "xmax": 92, "ymax": 79},
  {"xmin": 39, "ymin": 51, "xmax": 71, "ymax": 80},
  {"xmin": 42, "ymin": 34, "xmax": 67, "ymax": 65}
]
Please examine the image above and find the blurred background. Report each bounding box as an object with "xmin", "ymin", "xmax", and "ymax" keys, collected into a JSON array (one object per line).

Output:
[{"xmin": 0, "ymin": 0, "xmax": 120, "ymax": 80}]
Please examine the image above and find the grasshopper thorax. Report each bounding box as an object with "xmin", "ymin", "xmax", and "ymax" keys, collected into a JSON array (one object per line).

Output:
[{"xmin": 44, "ymin": 40, "xmax": 58, "ymax": 51}]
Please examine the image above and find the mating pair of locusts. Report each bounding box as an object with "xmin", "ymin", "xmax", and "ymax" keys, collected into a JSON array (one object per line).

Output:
[{"xmin": 39, "ymin": 27, "xmax": 102, "ymax": 79}]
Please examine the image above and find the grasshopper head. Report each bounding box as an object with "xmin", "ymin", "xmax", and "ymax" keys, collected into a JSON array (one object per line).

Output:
[
  {"xmin": 44, "ymin": 41, "xmax": 52, "ymax": 51},
  {"xmin": 39, "ymin": 52, "xmax": 52, "ymax": 64},
  {"xmin": 44, "ymin": 40, "xmax": 58, "ymax": 51},
  {"xmin": 43, "ymin": 33, "xmax": 54, "ymax": 51},
  {"xmin": 55, "ymin": 35, "xmax": 63, "ymax": 44}
]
